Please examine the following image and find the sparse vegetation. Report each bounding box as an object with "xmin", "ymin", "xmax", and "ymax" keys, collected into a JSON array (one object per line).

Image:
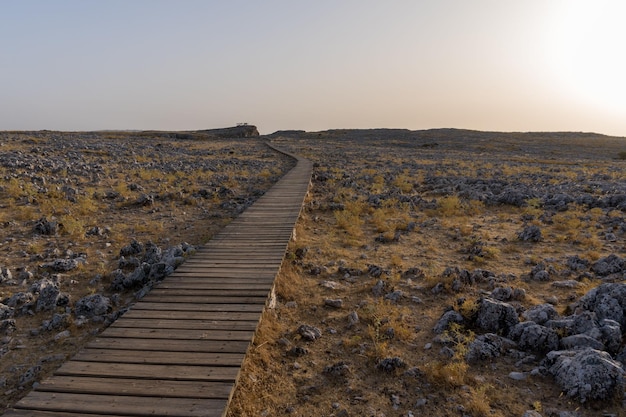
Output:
[
  {"xmin": 0, "ymin": 130, "xmax": 293, "ymax": 412},
  {"xmin": 228, "ymin": 130, "xmax": 626, "ymax": 417}
]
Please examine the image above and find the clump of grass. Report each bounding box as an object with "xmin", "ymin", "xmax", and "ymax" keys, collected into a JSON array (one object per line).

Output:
[
  {"xmin": 423, "ymin": 323, "xmax": 474, "ymax": 387},
  {"xmin": 439, "ymin": 195, "xmax": 462, "ymax": 216},
  {"xmin": 273, "ymin": 262, "xmax": 304, "ymax": 302},
  {"xmin": 456, "ymin": 298, "xmax": 479, "ymax": 320},
  {"xmin": 59, "ymin": 215, "xmax": 85, "ymax": 240},
  {"xmin": 464, "ymin": 384, "xmax": 496, "ymax": 416},
  {"xmin": 334, "ymin": 200, "xmax": 366, "ymax": 238},
  {"xmin": 392, "ymin": 173, "xmax": 413, "ymax": 193}
]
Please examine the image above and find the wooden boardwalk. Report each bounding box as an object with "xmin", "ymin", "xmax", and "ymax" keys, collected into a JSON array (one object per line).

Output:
[{"xmin": 4, "ymin": 145, "xmax": 312, "ymax": 417}]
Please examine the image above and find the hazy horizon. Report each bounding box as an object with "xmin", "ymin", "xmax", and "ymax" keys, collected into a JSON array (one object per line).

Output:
[{"xmin": 2, "ymin": 1, "xmax": 625, "ymax": 137}]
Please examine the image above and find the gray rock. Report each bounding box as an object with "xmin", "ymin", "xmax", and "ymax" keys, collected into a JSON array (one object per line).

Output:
[
  {"xmin": 545, "ymin": 318, "xmax": 574, "ymax": 337},
  {"xmin": 522, "ymin": 304, "xmax": 559, "ymax": 325},
  {"xmin": 148, "ymin": 262, "xmax": 174, "ymax": 281},
  {"xmin": 53, "ymin": 329, "xmax": 71, "ymax": 341},
  {"xmin": 384, "ymin": 290, "xmax": 403, "ymax": 302},
  {"xmin": 320, "ymin": 280, "xmax": 343, "ymax": 290},
  {"xmin": 324, "ymin": 299, "xmax": 343, "ymax": 309},
  {"xmin": 591, "ymin": 254, "xmax": 624, "ymax": 277},
  {"xmin": 136, "ymin": 193, "xmax": 154, "ymax": 206},
  {"xmin": 518, "ymin": 225, "xmax": 542, "ymax": 242},
  {"xmin": 3, "ymin": 292, "xmax": 34, "ymax": 315},
  {"xmin": 323, "ymin": 362, "xmax": 350, "ymax": 377},
  {"xmin": 40, "ymin": 258, "xmax": 79, "ymax": 272},
  {"xmin": 575, "ymin": 283, "xmax": 626, "ymax": 327},
  {"xmin": 372, "ymin": 280, "xmax": 386, "ymax": 297},
  {"xmin": 509, "ymin": 321, "xmax": 559, "ymax": 353},
  {"xmin": 74, "ymin": 294, "xmax": 111, "ymax": 318},
  {"xmin": 599, "ymin": 319, "xmax": 622, "ymax": 354},
  {"xmin": 34, "ymin": 279, "xmax": 60, "ymax": 312},
  {"xmin": 559, "ymin": 334, "xmax": 604, "ymax": 351},
  {"xmin": 566, "ymin": 255, "xmax": 589, "ymax": 271},
  {"xmin": 522, "ymin": 411, "xmax": 543, "ymax": 417},
  {"xmin": 542, "ymin": 348, "xmax": 625, "ymax": 402},
  {"xmin": 113, "ymin": 263, "xmax": 151, "ymax": 290},
  {"xmin": 18, "ymin": 365, "xmax": 41, "ymax": 387},
  {"xmin": 466, "ymin": 333, "xmax": 513, "ymax": 363},
  {"xmin": 0, "ymin": 304, "xmax": 13, "ymax": 320},
  {"xmin": 0, "ymin": 267, "xmax": 12, "ymax": 283},
  {"xmin": 0, "ymin": 319, "xmax": 16, "ymax": 335},
  {"xmin": 142, "ymin": 242, "xmax": 162, "ymax": 264},
  {"xmin": 33, "ymin": 217, "xmax": 59, "ymax": 235},
  {"xmin": 41, "ymin": 313, "xmax": 70, "ymax": 332},
  {"xmin": 570, "ymin": 311, "xmax": 599, "ymax": 335},
  {"xmin": 118, "ymin": 255, "xmax": 141, "ymax": 270},
  {"xmin": 120, "ymin": 239, "xmax": 144, "ymax": 257},
  {"xmin": 508, "ymin": 371, "xmax": 527, "ymax": 380},
  {"xmin": 347, "ymin": 311, "xmax": 359, "ymax": 327},
  {"xmin": 297, "ymin": 324, "xmax": 322, "ymax": 341},
  {"xmin": 367, "ymin": 264, "xmax": 384, "ymax": 278},
  {"xmin": 474, "ymin": 298, "xmax": 519, "ymax": 334},
  {"xmin": 512, "ymin": 287, "xmax": 526, "ymax": 300},
  {"xmin": 491, "ymin": 286, "xmax": 513, "ymax": 301},
  {"xmin": 376, "ymin": 357, "xmax": 406, "ymax": 372},
  {"xmin": 433, "ymin": 310, "xmax": 464, "ymax": 334}
]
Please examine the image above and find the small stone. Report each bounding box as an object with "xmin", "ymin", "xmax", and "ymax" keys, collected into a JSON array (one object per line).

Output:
[
  {"xmin": 53, "ymin": 330, "xmax": 71, "ymax": 341},
  {"xmin": 347, "ymin": 311, "xmax": 359, "ymax": 326},
  {"xmin": 297, "ymin": 324, "xmax": 322, "ymax": 341},
  {"xmin": 324, "ymin": 299, "xmax": 343, "ymax": 308},
  {"xmin": 508, "ymin": 371, "xmax": 527, "ymax": 381},
  {"xmin": 323, "ymin": 362, "xmax": 350, "ymax": 377}
]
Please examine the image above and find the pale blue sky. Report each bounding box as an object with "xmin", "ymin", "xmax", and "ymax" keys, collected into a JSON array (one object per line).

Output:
[{"xmin": 1, "ymin": 0, "xmax": 625, "ymax": 136}]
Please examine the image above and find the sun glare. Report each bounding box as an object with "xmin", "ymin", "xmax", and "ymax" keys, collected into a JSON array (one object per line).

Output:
[{"xmin": 549, "ymin": 1, "xmax": 626, "ymax": 115}]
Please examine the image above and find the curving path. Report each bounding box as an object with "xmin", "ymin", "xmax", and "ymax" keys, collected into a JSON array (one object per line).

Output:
[{"xmin": 3, "ymin": 144, "xmax": 312, "ymax": 417}]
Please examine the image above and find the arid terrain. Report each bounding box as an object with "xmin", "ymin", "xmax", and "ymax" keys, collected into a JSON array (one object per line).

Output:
[
  {"xmin": 1, "ymin": 128, "xmax": 626, "ymax": 417},
  {"xmin": 228, "ymin": 129, "xmax": 626, "ymax": 417},
  {"xmin": 0, "ymin": 128, "xmax": 293, "ymax": 413}
]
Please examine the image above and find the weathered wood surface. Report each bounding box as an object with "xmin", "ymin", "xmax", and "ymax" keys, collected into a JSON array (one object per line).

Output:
[{"xmin": 4, "ymin": 144, "xmax": 311, "ymax": 417}]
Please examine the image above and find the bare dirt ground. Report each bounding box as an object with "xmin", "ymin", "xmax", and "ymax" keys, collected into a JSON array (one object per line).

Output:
[
  {"xmin": 228, "ymin": 129, "xmax": 626, "ymax": 417},
  {"xmin": 0, "ymin": 130, "xmax": 293, "ymax": 413}
]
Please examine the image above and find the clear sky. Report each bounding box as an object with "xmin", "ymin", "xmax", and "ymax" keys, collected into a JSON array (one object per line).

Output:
[{"xmin": 1, "ymin": 0, "xmax": 625, "ymax": 136}]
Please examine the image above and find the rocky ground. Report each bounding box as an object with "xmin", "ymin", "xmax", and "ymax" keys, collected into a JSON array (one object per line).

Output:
[
  {"xmin": 0, "ymin": 129, "xmax": 293, "ymax": 412},
  {"xmin": 227, "ymin": 129, "xmax": 626, "ymax": 417},
  {"xmin": 2, "ymin": 128, "xmax": 626, "ymax": 417}
]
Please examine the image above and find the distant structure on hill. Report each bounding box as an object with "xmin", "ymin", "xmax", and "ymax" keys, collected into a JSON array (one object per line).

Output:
[{"xmin": 197, "ymin": 125, "xmax": 259, "ymax": 138}]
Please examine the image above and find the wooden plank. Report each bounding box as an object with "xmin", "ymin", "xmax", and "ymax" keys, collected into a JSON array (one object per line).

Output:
[
  {"xmin": 137, "ymin": 295, "xmax": 268, "ymax": 304},
  {"xmin": 74, "ymin": 349, "xmax": 246, "ymax": 366},
  {"xmin": 35, "ymin": 376, "xmax": 234, "ymax": 399},
  {"xmin": 119, "ymin": 309, "xmax": 261, "ymax": 322},
  {"xmin": 183, "ymin": 258, "xmax": 282, "ymax": 265},
  {"xmin": 4, "ymin": 410, "xmax": 133, "ymax": 417},
  {"xmin": 33, "ymin": 377, "xmax": 233, "ymax": 402},
  {"xmin": 109, "ymin": 318, "xmax": 259, "ymax": 331},
  {"xmin": 129, "ymin": 302, "xmax": 265, "ymax": 312},
  {"xmin": 163, "ymin": 274, "xmax": 276, "ymax": 282},
  {"xmin": 100, "ymin": 327, "xmax": 255, "ymax": 341},
  {"xmin": 14, "ymin": 392, "xmax": 226, "ymax": 417},
  {"xmin": 153, "ymin": 282, "xmax": 272, "ymax": 290},
  {"xmin": 54, "ymin": 361, "xmax": 240, "ymax": 382},
  {"xmin": 171, "ymin": 268, "xmax": 277, "ymax": 275},
  {"xmin": 148, "ymin": 288, "xmax": 270, "ymax": 296},
  {"xmin": 87, "ymin": 338, "xmax": 250, "ymax": 353}
]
